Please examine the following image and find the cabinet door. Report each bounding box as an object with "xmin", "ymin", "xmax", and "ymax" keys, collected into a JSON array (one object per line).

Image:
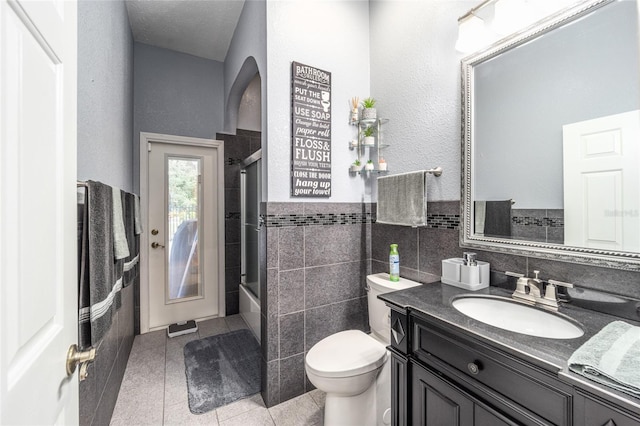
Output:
[
  {"xmin": 475, "ymin": 405, "xmax": 517, "ymax": 426},
  {"xmin": 574, "ymin": 391, "xmax": 640, "ymax": 426},
  {"xmin": 391, "ymin": 352, "xmax": 409, "ymax": 426},
  {"xmin": 411, "ymin": 362, "xmax": 474, "ymax": 426}
]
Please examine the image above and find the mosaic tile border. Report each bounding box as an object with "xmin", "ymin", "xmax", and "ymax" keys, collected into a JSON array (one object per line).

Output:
[
  {"xmin": 426, "ymin": 214, "xmax": 460, "ymax": 229},
  {"xmin": 264, "ymin": 213, "xmax": 373, "ymax": 227},
  {"xmin": 512, "ymin": 216, "xmax": 564, "ymax": 228},
  {"xmin": 263, "ymin": 212, "xmax": 461, "ymax": 229}
]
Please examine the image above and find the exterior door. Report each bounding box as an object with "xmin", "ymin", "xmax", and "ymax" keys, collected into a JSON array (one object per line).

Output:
[
  {"xmin": 563, "ymin": 110, "xmax": 640, "ymax": 252},
  {"xmin": 0, "ymin": 0, "xmax": 79, "ymax": 424},
  {"xmin": 145, "ymin": 137, "xmax": 224, "ymax": 329}
]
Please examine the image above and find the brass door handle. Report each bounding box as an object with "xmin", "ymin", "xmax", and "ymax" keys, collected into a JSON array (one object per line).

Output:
[
  {"xmin": 66, "ymin": 344, "xmax": 96, "ymax": 381},
  {"xmin": 151, "ymin": 242, "xmax": 165, "ymax": 249}
]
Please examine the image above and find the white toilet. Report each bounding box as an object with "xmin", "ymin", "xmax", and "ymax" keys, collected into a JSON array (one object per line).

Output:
[{"xmin": 305, "ymin": 273, "xmax": 422, "ymax": 426}]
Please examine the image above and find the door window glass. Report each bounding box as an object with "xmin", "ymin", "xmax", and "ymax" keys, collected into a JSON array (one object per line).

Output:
[{"xmin": 167, "ymin": 157, "xmax": 201, "ymax": 301}]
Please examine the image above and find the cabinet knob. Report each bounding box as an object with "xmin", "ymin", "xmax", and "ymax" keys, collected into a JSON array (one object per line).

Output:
[
  {"xmin": 467, "ymin": 361, "xmax": 482, "ymax": 375},
  {"xmin": 601, "ymin": 420, "xmax": 616, "ymax": 426}
]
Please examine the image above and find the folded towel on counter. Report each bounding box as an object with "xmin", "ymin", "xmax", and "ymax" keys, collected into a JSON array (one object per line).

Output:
[
  {"xmin": 568, "ymin": 320, "xmax": 640, "ymax": 397},
  {"xmin": 112, "ymin": 186, "xmax": 130, "ymax": 260},
  {"xmin": 377, "ymin": 171, "xmax": 428, "ymax": 227}
]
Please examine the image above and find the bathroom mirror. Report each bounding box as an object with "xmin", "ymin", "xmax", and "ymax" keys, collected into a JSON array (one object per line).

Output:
[{"xmin": 461, "ymin": 0, "xmax": 640, "ymax": 270}]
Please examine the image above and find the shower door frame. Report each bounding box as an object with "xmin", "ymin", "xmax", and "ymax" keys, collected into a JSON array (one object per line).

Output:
[{"xmin": 240, "ymin": 150, "xmax": 262, "ymax": 300}]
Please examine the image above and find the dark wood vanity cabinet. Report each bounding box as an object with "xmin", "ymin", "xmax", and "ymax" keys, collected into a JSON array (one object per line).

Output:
[
  {"xmin": 389, "ymin": 308, "xmax": 640, "ymax": 426},
  {"xmin": 390, "ymin": 310, "xmax": 574, "ymax": 425},
  {"xmin": 410, "ymin": 358, "xmax": 516, "ymax": 426},
  {"xmin": 574, "ymin": 390, "xmax": 640, "ymax": 426}
]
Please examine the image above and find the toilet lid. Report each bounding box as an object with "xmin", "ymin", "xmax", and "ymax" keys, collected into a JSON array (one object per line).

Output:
[{"xmin": 305, "ymin": 330, "xmax": 387, "ymax": 378}]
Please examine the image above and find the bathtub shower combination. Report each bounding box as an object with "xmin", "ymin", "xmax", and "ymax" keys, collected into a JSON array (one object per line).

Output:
[{"xmin": 239, "ymin": 150, "xmax": 262, "ymax": 342}]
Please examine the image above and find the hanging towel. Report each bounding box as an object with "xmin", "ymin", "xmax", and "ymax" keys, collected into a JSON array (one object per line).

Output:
[
  {"xmin": 134, "ymin": 194, "xmax": 143, "ymax": 235},
  {"xmin": 568, "ymin": 321, "xmax": 640, "ymax": 397},
  {"xmin": 474, "ymin": 200, "xmax": 512, "ymax": 237},
  {"xmin": 474, "ymin": 201, "xmax": 486, "ymax": 234},
  {"xmin": 112, "ymin": 186, "xmax": 130, "ymax": 260},
  {"xmin": 377, "ymin": 171, "xmax": 428, "ymax": 227},
  {"xmin": 79, "ymin": 181, "xmax": 119, "ymax": 348},
  {"xmin": 123, "ymin": 191, "xmax": 140, "ymax": 287}
]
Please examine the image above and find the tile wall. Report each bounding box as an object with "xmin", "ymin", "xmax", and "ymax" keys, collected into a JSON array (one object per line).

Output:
[
  {"xmin": 260, "ymin": 199, "xmax": 640, "ymax": 408},
  {"xmin": 260, "ymin": 202, "xmax": 373, "ymax": 407},
  {"xmin": 512, "ymin": 208, "xmax": 564, "ymax": 244},
  {"xmin": 80, "ymin": 284, "xmax": 135, "ymax": 426},
  {"xmin": 217, "ymin": 129, "xmax": 262, "ymax": 315},
  {"xmin": 370, "ymin": 202, "xmax": 640, "ymax": 300}
]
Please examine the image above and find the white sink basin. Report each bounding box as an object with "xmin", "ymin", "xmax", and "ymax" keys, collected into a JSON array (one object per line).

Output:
[{"xmin": 452, "ymin": 296, "xmax": 584, "ymax": 339}]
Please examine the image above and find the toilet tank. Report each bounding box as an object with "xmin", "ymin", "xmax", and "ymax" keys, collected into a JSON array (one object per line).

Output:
[{"xmin": 366, "ymin": 273, "xmax": 422, "ymax": 343}]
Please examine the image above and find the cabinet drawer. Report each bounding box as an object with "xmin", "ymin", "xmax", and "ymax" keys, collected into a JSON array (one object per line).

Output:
[
  {"xmin": 574, "ymin": 390, "xmax": 640, "ymax": 426},
  {"xmin": 412, "ymin": 316, "xmax": 571, "ymax": 426}
]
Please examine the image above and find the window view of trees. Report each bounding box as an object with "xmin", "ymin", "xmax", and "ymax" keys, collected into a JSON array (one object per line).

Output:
[
  {"xmin": 168, "ymin": 158, "xmax": 199, "ymax": 238},
  {"xmin": 167, "ymin": 158, "xmax": 200, "ymax": 299}
]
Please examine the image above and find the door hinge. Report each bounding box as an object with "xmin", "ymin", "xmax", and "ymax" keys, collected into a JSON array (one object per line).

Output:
[
  {"xmin": 198, "ymin": 174, "xmax": 202, "ymax": 183},
  {"xmin": 148, "ymin": 142, "xmax": 152, "ymax": 152}
]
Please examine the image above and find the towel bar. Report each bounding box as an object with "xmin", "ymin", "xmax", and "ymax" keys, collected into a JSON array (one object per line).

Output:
[{"xmin": 426, "ymin": 167, "xmax": 443, "ymax": 177}]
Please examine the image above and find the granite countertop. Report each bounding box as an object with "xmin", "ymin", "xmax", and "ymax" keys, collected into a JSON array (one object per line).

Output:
[{"xmin": 379, "ymin": 281, "xmax": 640, "ymax": 415}]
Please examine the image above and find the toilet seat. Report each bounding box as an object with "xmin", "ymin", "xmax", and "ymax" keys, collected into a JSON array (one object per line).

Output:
[{"xmin": 305, "ymin": 330, "xmax": 387, "ymax": 378}]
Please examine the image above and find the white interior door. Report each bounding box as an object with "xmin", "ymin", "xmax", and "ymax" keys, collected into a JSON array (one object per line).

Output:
[
  {"xmin": 145, "ymin": 137, "xmax": 224, "ymax": 330},
  {"xmin": 0, "ymin": 0, "xmax": 79, "ymax": 424},
  {"xmin": 563, "ymin": 110, "xmax": 640, "ymax": 252}
]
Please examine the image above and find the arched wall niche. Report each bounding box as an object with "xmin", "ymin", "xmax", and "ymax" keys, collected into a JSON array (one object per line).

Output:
[{"xmin": 224, "ymin": 56, "xmax": 260, "ymax": 134}]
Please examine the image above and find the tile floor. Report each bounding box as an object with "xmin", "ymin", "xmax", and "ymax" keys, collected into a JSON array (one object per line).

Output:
[{"xmin": 110, "ymin": 315, "xmax": 325, "ymax": 425}]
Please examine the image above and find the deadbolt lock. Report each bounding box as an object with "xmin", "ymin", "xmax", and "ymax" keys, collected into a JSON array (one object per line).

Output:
[{"xmin": 151, "ymin": 229, "xmax": 159, "ymax": 235}]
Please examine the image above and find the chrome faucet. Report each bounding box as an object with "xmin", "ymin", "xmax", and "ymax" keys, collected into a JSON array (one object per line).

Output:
[
  {"xmin": 527, "ymin": 270, "xmax": 544, "ymax": 299},
  {"xmin": 506, "ymin": 270, "xmax": 574, "ymax": 310}
]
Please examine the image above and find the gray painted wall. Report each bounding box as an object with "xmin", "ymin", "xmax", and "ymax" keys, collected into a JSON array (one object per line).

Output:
[
  {"xmin": 369, "ymin": 0, "xmax": 476, "ymax": 202},
  {"xmin": 224, "ymin": 0, "xmax": 266, "ymax": 135},
  {"xmin": 78, "ymin": 0, "xmax": 134, "ymax": 192},
  {"xmin": 266, "ymin": 0, "xmax": 371, "ymax": 202},
  {"xmin": 474, "ymin": 0, "xmax": 640, "ymax": 208},
  {"xmin": 237, "ymin": 73, "xmax": 261, "ymax": 132},
  {"xmin": 133, "ymin": 42, "xmax": 225, "ymax": 191},
  {"xmin": 77, "ymin": 1, "xmax": 135, "ymax": 425}
]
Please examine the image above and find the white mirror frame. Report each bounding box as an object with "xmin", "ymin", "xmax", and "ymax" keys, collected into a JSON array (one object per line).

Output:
[{"xmin": 460, "ymin": 0, "xmax": 640, "ymax": 272}]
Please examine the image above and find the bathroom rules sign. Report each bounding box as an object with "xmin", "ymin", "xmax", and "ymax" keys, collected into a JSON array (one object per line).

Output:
[{"xmin": 291, "ymin": 61, "xmax": 331, "ymax": 197}]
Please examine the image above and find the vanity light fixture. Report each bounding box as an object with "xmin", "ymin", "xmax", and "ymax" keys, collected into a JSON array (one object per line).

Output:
[
  {"xmin": 455, "ymin": 14, "xmax": 498, "ymax": 53},
  {"xmin": 456, "ymin": 0, "xmax": 581, "ymax": 54},
  {"xmin": 492, "ymin": 0, "xmax": 533, "ymax": 36}
]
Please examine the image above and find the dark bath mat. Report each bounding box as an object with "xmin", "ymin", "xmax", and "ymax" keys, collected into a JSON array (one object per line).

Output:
[{"xmin": 183, "ymin": 329, "xmax": 261, "ymax": 414}]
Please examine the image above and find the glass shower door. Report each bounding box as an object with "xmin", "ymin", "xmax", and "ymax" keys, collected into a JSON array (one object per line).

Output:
[{"xmin": 241, "ymin": 154, "xmax": 261, "ymax": 300}]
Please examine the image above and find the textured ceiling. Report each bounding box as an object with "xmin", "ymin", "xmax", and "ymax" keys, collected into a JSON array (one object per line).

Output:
[{"xmin": 125, "ymin": 0, "xmax": 245, "ymax": 61}]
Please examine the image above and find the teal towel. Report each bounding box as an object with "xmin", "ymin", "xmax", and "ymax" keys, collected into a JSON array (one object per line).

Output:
[{"xmin": 568, "ymin": 321, "xmax": 640, "ymax": 397}]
